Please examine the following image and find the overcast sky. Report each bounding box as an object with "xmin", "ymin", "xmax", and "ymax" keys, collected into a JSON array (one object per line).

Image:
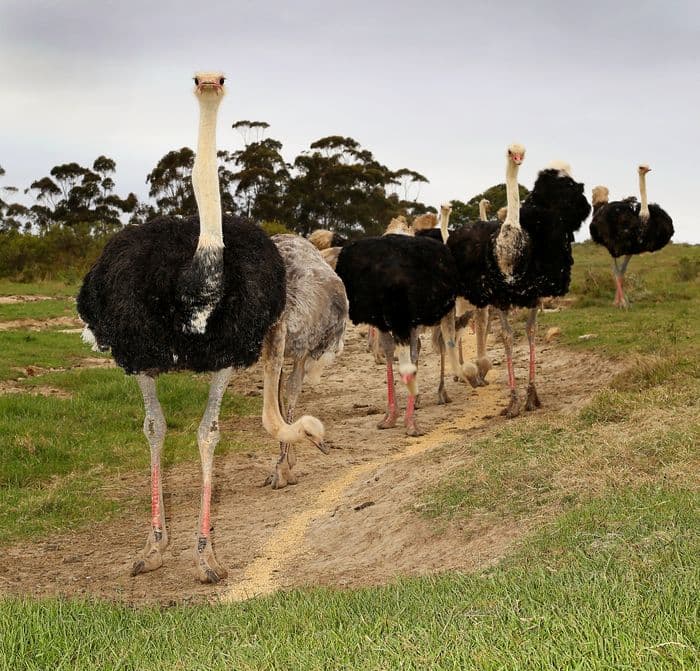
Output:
[{"xmin": 1, "ymin": 0, "xmax": 698, "ymax": 242}]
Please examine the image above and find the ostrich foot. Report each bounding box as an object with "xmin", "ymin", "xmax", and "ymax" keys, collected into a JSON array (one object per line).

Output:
[
  {"xmin": 404, "ymin": 417, "xmax": 425, "ymax": 437},
  {"xmin": 131, "ymin": 528, "xmax": 168, "ymax": 576},
  {"xmin": 500, "ymin": 391, "xmax": 520, "ymax": 419},
  {"xmin": 194, "ymin": 537, "xmax": 227, "ymax": 584},
  {"xmin": 437, "ymin": 386, "xmax": 452, "ymax": 405},
  {"xmin": 269, "ymin": 452, "xmax": 298, "ymax": 489},
  {"xmin": 525, "ymin": 383, "xmax": 542, "ymax": 411},
  {"xmin": 377, "ymin": 410, "xmax": 398, "ymax": 429},
  {"xmin": 476, "ymin": 357, "xmax": 492, "ymax": 386}
]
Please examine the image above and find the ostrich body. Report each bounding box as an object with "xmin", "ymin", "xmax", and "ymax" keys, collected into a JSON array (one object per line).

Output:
[
  {"xmin": 447, "ymin": 146, "xmax": 591, "ymax": 417},
  {"xmin": 77, "ymin": 73, "xmax": 322, "ymax": 583},
  {"xmin": 589, "ymin": 165, "xmax": 673, "ymax": 308},
  {"xmin": 308, "ymin": 229, "xmax": 348, "ymax": 251},
  {"xmin": 266, "ymin": 234, "xmax": 348, "ymax": 489},
  {"xmin": 335, "ymin": 233, "xmax": 466, "ymax": 435}
]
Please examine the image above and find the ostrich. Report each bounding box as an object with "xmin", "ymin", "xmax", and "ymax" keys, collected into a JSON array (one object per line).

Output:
[
  {"xmin": 590, "ymin": 165, "xmax": 673, "ymax": 308},
  {"xmin": 478, "ymin": 198, "xmax": 491, "ymax": 222},
  {"xmin": 266, "ymin": 234, "xmax": 348, "ymax": 489},
  {"xmin": 447, "ymin": 144, "xmax": 591, "ymax": 417},
  {"xmin": 496, "ymin": 206, "xmax": 507, "ymax": 223},
  {"xmin": 308, "ymin": 229, "xmax": 348, "ymax": 251},
  {"xmin": 77, "ymin": 73, "xmax": 324, "ymax": 584},
  {"xmin": 334, "ymin": 231, "xmax": 470, "ymax": 436}
]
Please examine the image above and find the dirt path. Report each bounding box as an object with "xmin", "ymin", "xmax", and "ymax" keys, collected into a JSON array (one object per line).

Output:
[{"xmin": 0, "ymin": 323, "xmax": 616, "ymax": 605}]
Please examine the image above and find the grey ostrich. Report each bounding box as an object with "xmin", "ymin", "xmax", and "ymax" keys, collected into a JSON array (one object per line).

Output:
[{"xmin": 266, "ymin": 234, "xmax": 348, "ymax": 489}]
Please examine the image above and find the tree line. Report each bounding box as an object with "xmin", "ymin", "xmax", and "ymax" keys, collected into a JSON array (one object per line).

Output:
[{"xmin": 0, "ymin": 121, "xmax": 525, "ymax": 279}]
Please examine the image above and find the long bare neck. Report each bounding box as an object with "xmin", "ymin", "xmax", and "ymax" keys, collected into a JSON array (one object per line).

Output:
[
  {"xmin": 479, "ymin": 201, "xmax": 488, "ymax": 221},
  {"xmin": 193, "ymin": 99, "xmax": 223, "ymax": 249},
  {"xmin": 439, "ymin": 209, "xmax": 451, "ymax": 243},
  {"xmin": 504, "ymin": 160, "xmax": 521, "ymax": 228},
  {"xmin": 639, "ymin": 172, "xmax": 650, "ymax": 222}
]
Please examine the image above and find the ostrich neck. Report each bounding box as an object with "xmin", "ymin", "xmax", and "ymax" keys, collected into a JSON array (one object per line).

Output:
[
  {"xmin": 479, "ymin": 202, "xmax": 488, "ymax": 221},
  {"xmin": 639, "ymin": 172, "xmax": 650, "ymax": 221},
  {"xmin": 439, "ymin": 210, "xmax": 451, "ymax": 243},
  {"xmin": 504, "ymin": 161, "xmax": 521, "ymax": 228},
  {"xmin": 193, "ymin": 100, "xmax": 223, "ymax": 249}
]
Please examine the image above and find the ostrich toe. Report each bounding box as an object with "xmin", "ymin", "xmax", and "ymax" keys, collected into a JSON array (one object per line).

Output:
[
  {"xmin": 525, "ymin": 383, "xmax": 542, "ymax": 411},
  {"xmin": 194, "ymin": 538, "xmax": 227, "ymax": 584},
  {"xmin": 131, "ymin": 528, "xmax": 168, "ymax": 576},
  {"xmin": 501, "ymin": 391, "xmax": 521, "ymax": 419}
]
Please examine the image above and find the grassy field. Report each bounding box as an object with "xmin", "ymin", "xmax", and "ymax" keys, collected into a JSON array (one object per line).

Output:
[{"xmin": 0, "ymin": 242, "xmax": 698, "ymax": 669}]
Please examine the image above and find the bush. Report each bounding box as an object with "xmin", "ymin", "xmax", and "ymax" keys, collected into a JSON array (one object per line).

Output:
[{"xmin": 0, "ymin": 227, "xmax": 108, "ymax": 282}]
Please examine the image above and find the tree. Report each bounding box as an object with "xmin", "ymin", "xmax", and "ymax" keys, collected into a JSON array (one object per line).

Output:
[
  {"xmin": 145, "ymin": 147, "xmax": 196, "ymax": 216},
  {"xmin": 285, "ymin": 135, "xmax": 418, "ymax": 237},
  {"xmin": 231, "ymin": 120, "xmax": 270, "ymax": 146}
]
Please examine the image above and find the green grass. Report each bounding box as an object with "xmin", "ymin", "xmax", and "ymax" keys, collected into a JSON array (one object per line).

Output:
[
  {"xmin": 539, "ymin": 242, "xmax": 700, "ymax": 358},
  {"xmin": 0, "ymin": 367, "xmax": 262, "ymax": 544},
  {"xmin": 0, "ymin": 486, "xmax": 697, "ymax": 670},
  {"xmin": 0, "ymin": 298, "xmax": 77, "ymax": 322},
  {"xmin": 0, "ymin": 279, "xmax": 79, "ymax": 298},
  {"xmin": 0, "ymin": 330, "xmax": 104, "ymax": 380}
]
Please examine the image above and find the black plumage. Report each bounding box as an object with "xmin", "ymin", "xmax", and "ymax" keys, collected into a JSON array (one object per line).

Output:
[
  {"xmin": 447, "ymin": 168, "xmax": 591, "ymax": 311},
  {"xmin": 335, "ymin": 234, "xmax": 457, "ymax": 344},
  {"xmin": 590, "ymin": 200, "xmax": 673, "ymax": 258},
  {"xmin": 77, "ymin": 214, "xmax": 286, "ymax": 375},
  {"xmin": 414, "ymin": 228, "xmax": 444, "ymax": 243}
]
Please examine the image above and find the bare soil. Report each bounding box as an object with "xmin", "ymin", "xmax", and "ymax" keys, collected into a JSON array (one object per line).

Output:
[{"xmin": 0, "ymin": 322, "xmax": 618, "ymax": 605}]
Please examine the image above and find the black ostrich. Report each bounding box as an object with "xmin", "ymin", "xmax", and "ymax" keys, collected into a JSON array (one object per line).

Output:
[
  {"xmin": 334, "ymin": 233, "xmax": 468, "ymax": 436},
  {"xmin": 589, "ymin": 165, "xmax": 673, "ymax": 308},
  {"xmin": 447, "ymin": 146, "xmax": 591, "ymax": 418},
  {"xmin": 77, "ymin": 73, "xmax": 322, "ymax": 584}
]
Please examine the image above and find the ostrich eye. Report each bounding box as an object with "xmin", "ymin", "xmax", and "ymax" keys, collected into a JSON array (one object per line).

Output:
[
  {"xmin": 194, "ymin": 77, "xmax": 199, "ymax": 86},
  {"xmin": 219, "ymin": 77, "xmax": 225, "ymax": 85}
]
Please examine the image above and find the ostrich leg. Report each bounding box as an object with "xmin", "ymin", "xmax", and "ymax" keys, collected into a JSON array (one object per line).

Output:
[
  {"xmin": 617, "ymin": 255, "xmax": 632, "ymax": 308},
  {"xmin": 194, "ymin": 366, "xmax": 232, "ymax": 584},
  {"xmin": 377, "ymin": 331, "xmax": 399, "ymax": 429},
  {"xmin": 473, "ymin": 306, "xmax": 492, "ymax": 386},
  {"xmin": 497, "ymin": 309, "xmax": 520, "ymax": 418},
  {"xmin": 131, "ymin": 374, "xmax": 168, "ymax": 576},
  {"xmin": 399, "ymin": 329, "xmax": 424, "ymax": 437},
  {"xmin": 270, "ymin": 357, "xmax": 306, "ymax": 489},
  {"xmin": 436, "ymin": 330, "xmax": 451, "ymax": 405},
  {"xmin": 524, "ymin": 307, "xmax": 542, "ymax": 411},
  {"xmin": 440, "ymin": 309, "xmax": 478, "ymax": 387}
]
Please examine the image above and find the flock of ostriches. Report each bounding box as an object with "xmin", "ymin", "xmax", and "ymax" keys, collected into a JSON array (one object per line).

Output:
[{"xmin": 77, "ymin": 73, "xmax": 674, "ymax": 584}]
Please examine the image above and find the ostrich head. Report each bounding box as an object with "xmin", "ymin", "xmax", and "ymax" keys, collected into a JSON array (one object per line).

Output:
[
  {"xmin": 638, "ymin": 164, "xmax": 651, "ymax": 176},
  {"xmin": 298, "ymin": 415, "xmax": 329, "ymax": 454},
  {"xmin": 385, "ymin": 215, "xmax": 414, "ymax": 236},
  {"xmin": 479, "ymin": 198, "xmax": 491, "ymax": 211},
  {"xmin": 548, "ymin": 160, "xmax": 572, "ymax": 177},
  {"xmin": 440, "ymin": 202, "xmax": 453, "ymax": 216},
  {"xmin": 193, "ymin": 72, "xmax": 226, "ymax": 99},
  {"xmin": 592, "ymin": 186, "xmax": 610, "ymax": 208},
  {"xmin": 507, "ymin": 143, "xmax": 526, "ymax": 166}
]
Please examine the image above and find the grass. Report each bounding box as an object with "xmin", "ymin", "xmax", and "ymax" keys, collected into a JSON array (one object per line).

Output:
[
  {"xmin": 0, "ymin": 360, "xmax": 262, "ymax": 545},
  {"xmin": 0, "ymin": 298, "xmax": 77, "ymax": 322},
  {"xmin": 0, "ymin": 486, "xmax": 697, "ymax": 670},
  {"xmin": 0, "ymin": 279, "xmax": 79, "ymax": 298},
  {"xmin": 0, "ymin": 330, "xmax": 107, "ymax": 380}
]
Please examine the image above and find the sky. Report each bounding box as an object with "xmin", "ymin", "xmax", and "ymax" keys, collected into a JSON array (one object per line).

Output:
[{"xmin": 1, "ymin": 0, "xmax": 698, "ymax": 242}]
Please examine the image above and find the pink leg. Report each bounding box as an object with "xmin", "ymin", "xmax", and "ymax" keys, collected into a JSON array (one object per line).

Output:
[
  {"xmin": 194, "ymin": 368, "xmax": 232, "ymax": 584},
  {"xmin": 377, "ymin": 358, "xmax": 399, "ymax": 429},
  {"xmin": 497, "ymin": 310, "xmax": 520, "ymax": 418},
  {"xmin": 525, "ymin": 307, "xmax": 541, "ymax": 411},
  {"xmin": 404, "ymin": 389, "xmax": 424, "ymax": 436},
  {"xmin": 132, "ymin": 375, "xmax": 168, "ymax": 576}
]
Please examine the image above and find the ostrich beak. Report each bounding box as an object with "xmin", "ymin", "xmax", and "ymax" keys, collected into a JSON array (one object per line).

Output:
[{"xmin": 312, "ymin": 437, "xmax": 330, "ymax": 455}]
